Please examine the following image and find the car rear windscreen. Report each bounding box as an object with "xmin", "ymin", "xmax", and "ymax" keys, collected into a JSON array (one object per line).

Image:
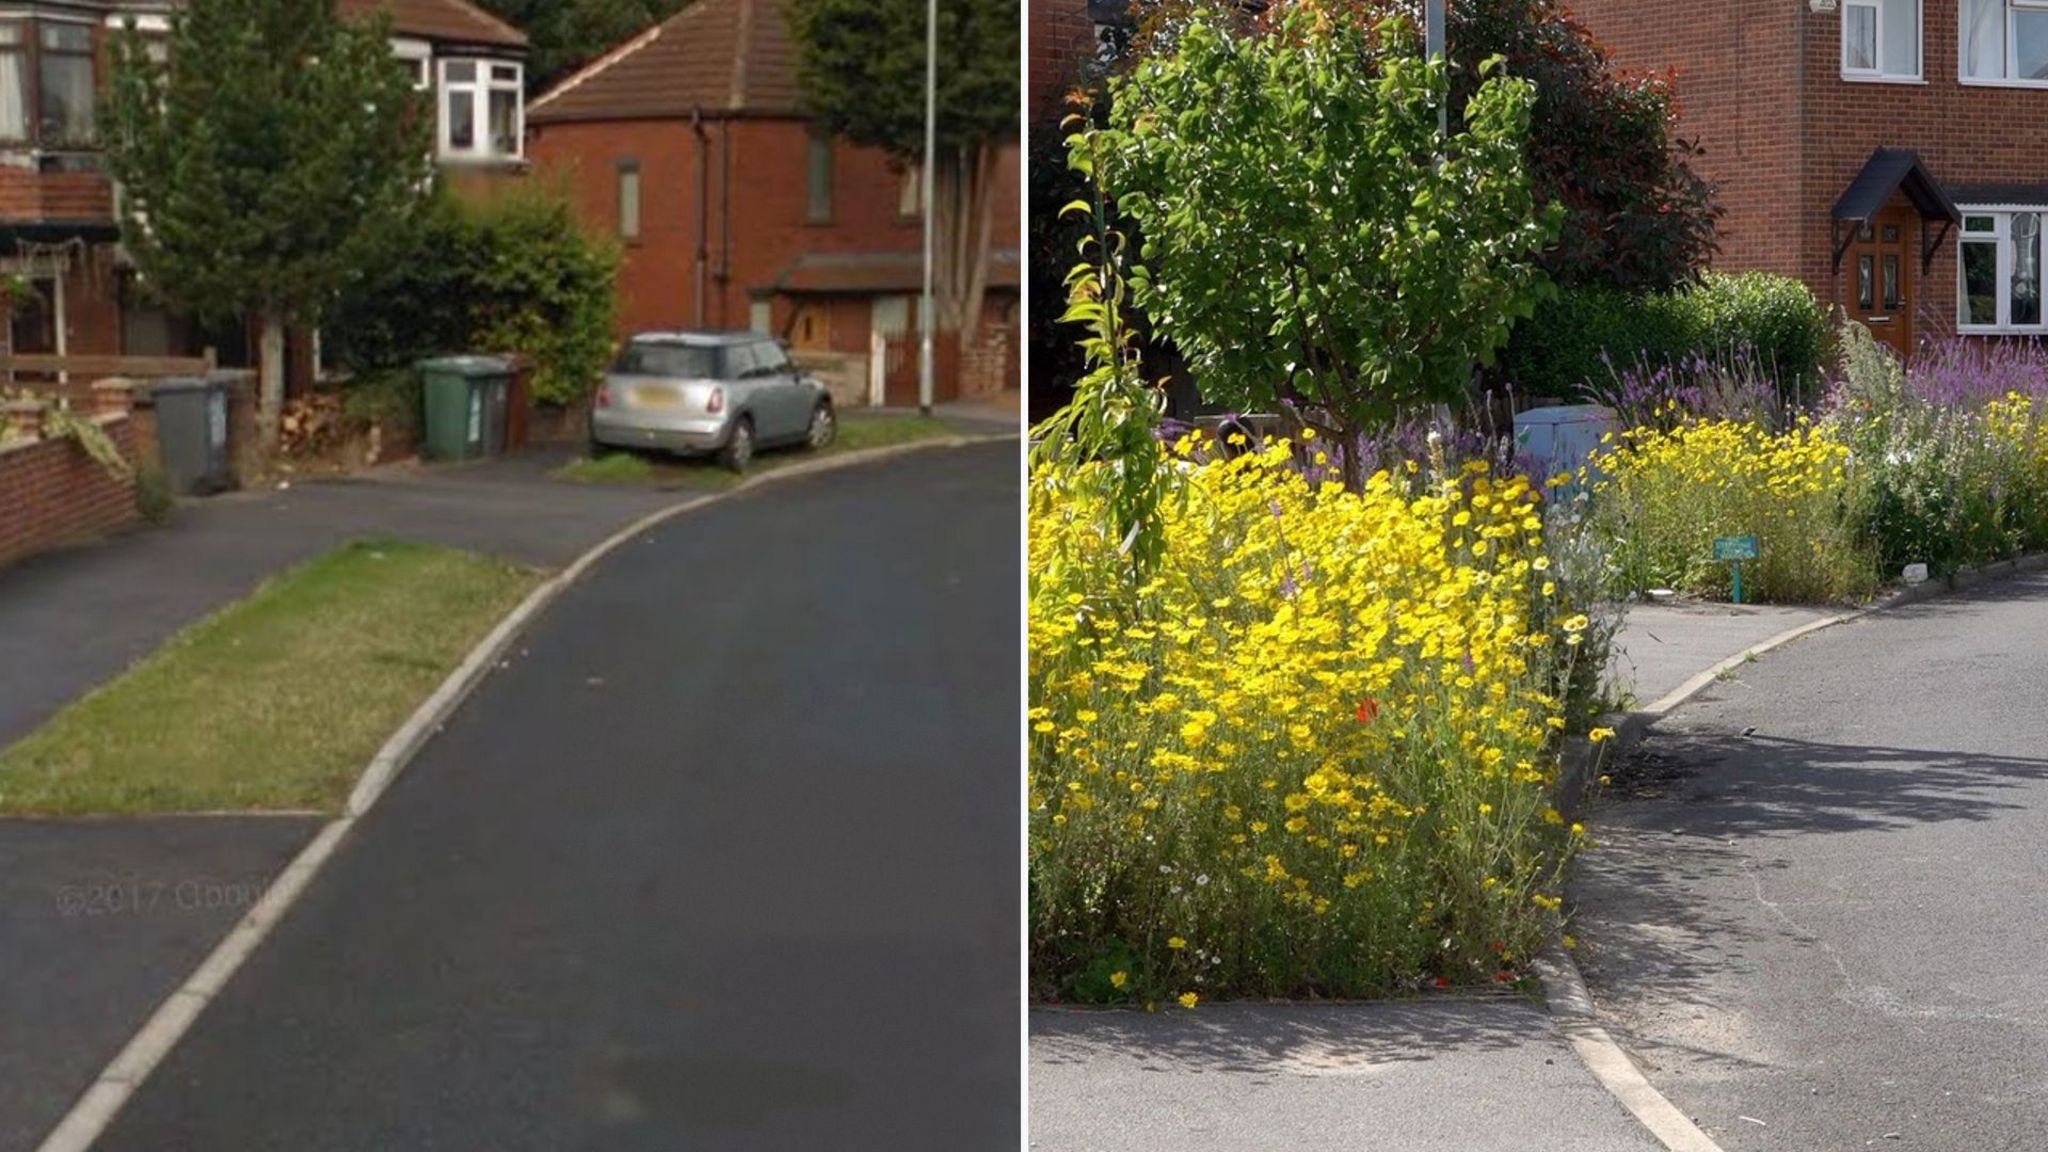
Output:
[{"xmin": 613, "ymin": 343, "xmax": 720, "ymax": 378}]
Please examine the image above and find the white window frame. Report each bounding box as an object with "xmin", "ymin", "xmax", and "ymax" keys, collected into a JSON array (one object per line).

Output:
[
  {"xmin": 392, "ymin": 38, "xmax": 431, "ymax": 91},
  {"xmin": 1842, "ymin": 0, "xmax": 1924, "ymax": 83},
  {"xmin": 1956, "ymin": 205, "xmax": 2048, "ymax": 333},
  {"xmin": 1959, "ymin": 0, "xmax": 2048, "ymax": 87},
  {"xmin": 437, "ymin": 56, "xmax": 523, "ymax": 162}
]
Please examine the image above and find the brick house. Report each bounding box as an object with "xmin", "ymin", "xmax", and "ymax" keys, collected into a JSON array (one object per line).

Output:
[
  {"xmin": 525, "ymin": 0, "xmax": 1021, "ymax": 406},
  {"xmin": 1567, "ymin": 0, "xmax": 2048, "ymax": 360},
  {"xmin": 0, "ymin": 0, "xmax": 529, "ymax": 385}
]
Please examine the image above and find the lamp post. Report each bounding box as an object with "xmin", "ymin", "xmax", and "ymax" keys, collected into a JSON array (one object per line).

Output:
[
  {"xmin": 1426, "ymin": 0, "xmax": 1446, "ymax": 138},
  {"xmin": 918, "ymin": 0, "xmax": 937, "ymax": 416}
]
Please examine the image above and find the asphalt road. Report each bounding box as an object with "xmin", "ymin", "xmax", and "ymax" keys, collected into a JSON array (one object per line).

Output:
[
  {"xmin": 1573, "ymin": 572, "xmax": 2048, "ymax": 1149},
  {"xmin": 87, "ymin": 442, "xmax": 1021, "ymax": 1151}
]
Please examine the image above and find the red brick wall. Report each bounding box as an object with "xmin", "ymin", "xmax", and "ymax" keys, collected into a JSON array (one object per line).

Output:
[
  {"xmin": 1030, "ymin": 0, "xmax": 1096, "ymax": 123},
  {"xmin": 1567, "ymin": 0, "xmax": 1805, "ymax": 279},
  {"xmin": 0, "ymin": 168, "xmax": 114, "ymax": 222},
  {"xmin": 0, "ymin": 415, "xmax": 138, "ymax": 568},
  {"xmin": 1572, "ymin": 0, "xmax": 2048, "ymax": 343}
]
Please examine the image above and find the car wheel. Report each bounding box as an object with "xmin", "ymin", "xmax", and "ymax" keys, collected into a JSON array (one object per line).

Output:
[
  {"xmin": 806, "ymin": 402, "xmax": 837, "ymax": 451},
  {"xmin": 720, "ymin": 417, "xmax": 755, "ymax": 473}
]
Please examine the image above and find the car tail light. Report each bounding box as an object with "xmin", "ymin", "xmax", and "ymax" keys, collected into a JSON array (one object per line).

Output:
[
  {"xmin": 595, "ymin": 384, "xmax": 612, "ymax": 409},
  {"xmin": 706, "ymin": 387, "xmax": 724, "ymax": 415}
]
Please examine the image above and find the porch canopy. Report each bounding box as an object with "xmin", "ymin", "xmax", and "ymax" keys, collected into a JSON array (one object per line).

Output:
[{"xmin": 1831, "ymin": 147, "xmax": 1960, "ymax": 274}]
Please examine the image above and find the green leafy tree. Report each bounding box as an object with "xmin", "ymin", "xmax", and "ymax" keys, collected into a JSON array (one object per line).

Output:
[
  {"xmin": 787, "ymin": 0, "xmax": 1018, "ymax": 340},
  {"xmin": 473, "ymin": 0, "xmax": 689, "ymax": 91},
  {"xmin": 103, "ymin": 0, "xmax": 432, "ymax": 445},
  {"xmin": 1089, "ymin": 2, "xmax": 1560, "ymax": 489}
]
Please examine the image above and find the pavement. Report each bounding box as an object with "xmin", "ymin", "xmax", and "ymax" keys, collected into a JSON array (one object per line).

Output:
[
  {"xmin": 1606, "ymin": 599, "xmax": 1834, "ymax": 709},
  {"xmin": 56, "ymin": 441, "xmax": 1017, "ymax": 1149},
  {"xmin": 1032, "ymin": 1002, "xmax": 1662, "ymax": 1151},
  {"xmin": 1571, "ymin": 571, "xmax": 2048, "ymax": 1149}
]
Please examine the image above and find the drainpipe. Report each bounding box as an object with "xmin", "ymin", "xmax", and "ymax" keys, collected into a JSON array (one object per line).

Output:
[
  {"xmin": 718, "ymin": 121, "xmax": 732, "ymax": 328},
  {"xmin": 692, "ymin": 106, "xmax": 709, "ymax": 329}
]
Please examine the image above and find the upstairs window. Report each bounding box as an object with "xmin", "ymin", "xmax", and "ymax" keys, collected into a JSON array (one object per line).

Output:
[
  {"xmin": 439, "ymin": 58, "xmax": 521, "ymax": 161},
  {"xmin": 806, "ymin": 126, "xmax": 833, "ymax": 223},
  {"xmin": 0, "ymin": 19, "xmax": 98, "ymax": 148},
  {"xmin": 1962, "ymin": 0, "xmax": 2048, "ymax": 83},
  {"xmin": 39, "ymin": 22, "xmax": 94, "ymax": 145},
  {"xmin": 1843, "ymin": 0, "xmax": 1921, "ymax": 80},
  {"xmin": 617, "ymin": 159, "xmax": 640, "ymax": 242},
  {"xmin": 0, "ymin": 25, "xmax": 26, "ymax": 144}
]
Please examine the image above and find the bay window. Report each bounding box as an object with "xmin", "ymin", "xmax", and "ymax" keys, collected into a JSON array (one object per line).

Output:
[
  {"xmin": 1962, "ymin": 0, "xmax": 2048, "ymax": 82},
  {"xmin": 1843, "ymin": 0, "xmax": 1921, "ymax": 80},
  {"xmin": 1958, "ymin": 209, "xmax": 2048, "ymax": 330},
  {"xmin": 439, "ymin": 58, "xmax": 521, "ymax": 161}
]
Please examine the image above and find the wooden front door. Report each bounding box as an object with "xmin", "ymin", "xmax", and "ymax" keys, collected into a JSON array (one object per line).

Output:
[{"xmin": 1845, "ymin": 208, "xmax": 1914, "ymax": 359}]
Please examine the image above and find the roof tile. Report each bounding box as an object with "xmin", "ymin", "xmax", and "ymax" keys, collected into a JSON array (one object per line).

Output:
[
  {"xmin": 336, "ymin": 0, "xmax": 528, "ymax": 50},
  {"xmin": 530, "ymin": 0, "xmax": 802, "ymax": 123}
]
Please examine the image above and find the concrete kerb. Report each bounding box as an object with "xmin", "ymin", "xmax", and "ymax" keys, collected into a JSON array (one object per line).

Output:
[
  {"xmin": 31, "ymin": 430, "xmax": 1014, "ymax": 1152},
  {"xmin": 1541, "ymin": 549, "xmax": 2048, "ymax": 1152}
]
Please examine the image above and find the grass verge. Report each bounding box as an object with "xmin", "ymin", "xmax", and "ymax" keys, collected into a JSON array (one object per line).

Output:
[
  {"xmin": 0, "ymin": 540, "xmax": 541, "ymax": 815},
  {"xmin": 554, "ymin": 413, "xmax": 957, "ymax": 490}
]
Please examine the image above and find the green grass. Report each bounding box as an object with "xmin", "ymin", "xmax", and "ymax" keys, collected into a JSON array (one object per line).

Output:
[
  {"xmin": 555, "ymin": 414, "xmax": 957, "ymax": 490},
  {"xmin": 0, "ymin": 541, "xmax": 542, "ymax": 815}
]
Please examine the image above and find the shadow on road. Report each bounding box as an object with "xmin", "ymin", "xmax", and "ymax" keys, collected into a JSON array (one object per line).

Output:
[{"xmin": 1572, "ymin": 726, "xmax": 2048, "ymax": 1022}]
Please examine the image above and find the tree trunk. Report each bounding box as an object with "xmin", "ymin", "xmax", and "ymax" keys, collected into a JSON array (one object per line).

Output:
[
  {"xmin": 959, "ymin": 142, "xmax": 997, "ymax": 350},
  {"xmin": 258, "ymin": 311, "xmax": 285, "ymax": 447}
]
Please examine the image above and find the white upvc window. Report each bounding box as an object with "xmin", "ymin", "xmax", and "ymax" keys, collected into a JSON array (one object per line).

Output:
[
  {"xmin": 438, "ymin": 57, "xmax": 522, "ymax": 161},
  {"xmin": 392, "ymin": 38, "xmax": 430, "ymax": 91},
  {"xmin": 1958, "ymin": 207, "xmax": 2048, "ymax": 331},
  {"xmin": 1843, "ymin": 0, "xmax": 1922, "ymax": 81},
  {"xmin": 1960, "ymin": 0, "xmax": 2048, "ymax": 84}
]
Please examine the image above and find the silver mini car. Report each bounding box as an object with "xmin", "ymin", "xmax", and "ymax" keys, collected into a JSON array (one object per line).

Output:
[{"xmin": 589, "ymin": 332, "xmax": 836, "ymax": 471}]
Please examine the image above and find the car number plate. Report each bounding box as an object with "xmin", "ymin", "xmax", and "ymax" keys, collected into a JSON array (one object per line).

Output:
[{"xmin": 631, "ymin": 385, "xmax": 682, "ymax": 408}]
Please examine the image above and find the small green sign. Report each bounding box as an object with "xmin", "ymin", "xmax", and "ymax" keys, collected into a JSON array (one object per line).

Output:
[{"xmin": 1713, "ymin": 535, "xmax": 1760, "ymax": 562}]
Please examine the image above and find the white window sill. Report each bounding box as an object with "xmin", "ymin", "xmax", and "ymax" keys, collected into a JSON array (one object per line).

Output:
[
  {"xmin": 436, "ymin": 151, "xmax": 527, "ymax": 169},
  {"xmin": 1957, "ymin": 324, "xmax": 2048, "ymax": 336},
  {"xmin": 1958, "ymin": 76, "xmax": 2048, "ymax": 89},
  {"xmin": 1839, "ymin": 72, "xmax": 1927, "ymax": 84}
]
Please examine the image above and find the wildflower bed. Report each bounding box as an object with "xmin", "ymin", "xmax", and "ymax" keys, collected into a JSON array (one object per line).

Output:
[
  {"xmin": 1591, "ymin": 326, "xmax": 2048, "ymax": 603},
  {"xmin": 1028, "ymin": 443, "xmax": 1590, "ymax": 1004}
]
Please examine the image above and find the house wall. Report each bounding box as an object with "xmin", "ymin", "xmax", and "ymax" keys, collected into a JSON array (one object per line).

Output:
[
  {"xmin": 529, "ymin": 113, "xmax": 1021, "ymax": 354},
  {"xmin": 1030, "ymin": 0, "xmax": 1097, "ymax": 122},
  {"xmin": 1574, "ymin": 0, "xmax": 2048, "ymax": 343}
]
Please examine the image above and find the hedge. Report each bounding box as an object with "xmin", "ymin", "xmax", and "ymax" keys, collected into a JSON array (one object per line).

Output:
[{"xmin": 1500, "ymin": 271, "xmax": 1831, "ymax": 406}]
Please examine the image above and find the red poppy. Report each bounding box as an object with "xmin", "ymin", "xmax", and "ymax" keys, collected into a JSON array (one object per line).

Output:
[
  {"xmin": 1355, "ymin": 697, "xmax": 1380, "ymax": 724},
  {"xmin": 1433, "ymin": 976, "xmax": 1450, "ymax": 989}
]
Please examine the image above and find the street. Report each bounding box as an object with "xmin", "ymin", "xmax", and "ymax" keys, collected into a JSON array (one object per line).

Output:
[
  {"xmin": 83, "ymin": 442, "xmax": 1021, "ymax": 1150},
  {"xmin": 1573, "ymin": 572, "xmax": 2048, "ymax": 1148}
]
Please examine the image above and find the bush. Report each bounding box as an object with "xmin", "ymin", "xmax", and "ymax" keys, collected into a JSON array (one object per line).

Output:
[
  {"xmin": 1595, "ymin": 417, "xmax": 1877, "ymax": 603},
  {"xmin": 1668, "ymin": 272, "xmax": 1832, "ymax": 407},
  {"xmin": 1500, "ymin": 272, "xmax": 1829, "ymax": 406},
  {"xmin": 327, "ymin": 183, "xmax": 620, "ymax": 409},
  {"xmin": 1029, "ymin": 443, "xmax": 1588, "ymax": 1002},
  {"xmin": 337, "ymin": 367, "xmax": 423, "ymax": 438}
]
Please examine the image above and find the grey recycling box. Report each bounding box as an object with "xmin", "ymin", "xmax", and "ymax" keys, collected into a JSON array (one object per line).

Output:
[{"xmin": 152, "ymin": 376, "xmax": 232, "ymax": 495}]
